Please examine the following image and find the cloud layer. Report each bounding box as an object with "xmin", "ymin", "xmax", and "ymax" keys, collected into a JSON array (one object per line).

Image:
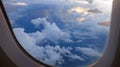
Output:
[
  {"xmin": 13, "ymin": 27, "xmax": 85, "ymax": 65},
  {"xmin": 13, "ymin": 17, "xmax": 103, "ymax": 66}
]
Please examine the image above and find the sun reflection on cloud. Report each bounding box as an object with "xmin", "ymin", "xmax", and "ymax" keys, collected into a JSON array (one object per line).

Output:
[
  {"xmin": 77, "ymin": 17, "xmax": 86, "ymax": 22},
  {"xmin": 69, "ymin": 7, "xmax": 89, "ymax": 13},
  {"xmin": 68, "ymin": 7, "xmax": 90, "ymax": 23},
  {"xmin": 68, "ymin": 7, "xmax": 90, "ymax": 18}
]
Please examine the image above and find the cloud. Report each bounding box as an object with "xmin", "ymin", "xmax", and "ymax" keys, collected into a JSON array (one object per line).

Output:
[
  {"xmin": 13, "ymin": 28, "xmax": 36, "ymax": 52},
  {"xmin": 13, "ymin": 26, "xmax": 90, "ymax": 65},
  {"xmin": 11, "ymin": 2, "xmax": 28, "ymax": 6},
  {"xmin": 13, "ymin": 28, "xmax": 64, "ymax": 65},
  {"xmin": 13, "ymin": 28, "xmax": 63, "ymax": 64},
  {"xmin": 14, "ymin": 27, "xmax": 102, "ymax": 65},
  {"xmin": 31, "ymin": 17, "xmax": 73, "ymax": 43},
  {"xmin": 29, "ymin": 45, "xmax": 63, "ymax": 65},
  {"xmin": 13, "ymin": 27, "xmax": 84, "ymax": 65},
  {"xmin": 29, "ymin": 45, "xmax": 85, "ymax": 65},
  {"xmin": 28, "ymin": 31, "xmax": 45, "ymax": 44},
  {"xmin": 68, "ymin": 54, "xmax": 85, "ymax": 61},
  {"xmin": 13, "ymin": 15, "xmax": 106, "ymax": 65},
  {"xmin": 13, "ymin": 28, "xmax": 62, "ymax": 64},
  {"xmin": 75, "ymin": 47, "xmax": 102, "ymax": 57}
]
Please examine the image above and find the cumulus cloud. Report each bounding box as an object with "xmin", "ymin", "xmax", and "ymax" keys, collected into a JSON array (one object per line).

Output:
[
  {"xmin": 13, "ymin": 17, "xmax": 74, "ymax": 65},
  {"xmin": 29, "ymin": 45, "xmax": 63, "ymax": 65},
  {"xmin": 13, "ymin": 26, "xmax": 84, "ymax": 65},
  {"xmin": 13, "ymin": 28, "xmax": 63, "ymax": 65},
  {"xmin": 13, "ymin": 15, "xmax": 105, "ymax": 65},
  {"xmin": 29, "ymin": 45, "xmax": 85, "ymax": 65},
  {"xmin": 13, "ymin": 28, "xmax": 36, "ymax": 52},
  {"xmin": 14, "ymin": 27, "xmax": 101, "ymax": 65},
  {"xmin": 31, "ymin": 17, "xmax": 73, "ymax": 43}
]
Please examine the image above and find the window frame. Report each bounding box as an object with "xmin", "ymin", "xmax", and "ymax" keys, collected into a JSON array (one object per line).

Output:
[{"xmin": 0, "ymin": 0, "xmax": 120, "ymax": 67}]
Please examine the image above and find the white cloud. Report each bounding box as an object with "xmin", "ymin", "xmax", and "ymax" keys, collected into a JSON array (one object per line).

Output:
[
  {"xmin": 13, "ymin": 27, "xmax": 84, "ymax": 65},
  {"xmin": 31, "ymin": 17, "xmax": 73, "ymax": 43},
  {"xmin": 28, "ymin": 31, "xmax": 45, "ymax": 44},
  {"xmin": 11, "ymin": 2, "xmax": 28, "ymax": 6},
  {"xmin": 75, "ymin": 47, "xmax": 102, "ymax": 57},
  {"xmin": 13, "ymin": 28, "xmax": 64, "ymax": 65},
  {"xmin": 68, "ymin": 54, "xmax": 85, "ymax": 61},
  {"xmin": 13, "ymin": 18, "xmax": 105, "ymax": 65},
  {"xmin": 31, "ymin": 17, "xmax": 48, "ymax": 27},
  {"xmin": 29, "ymin": 45, "xmax": 63, "ymax": 65},
  {"xmin": 13, "ymin": 28, "xmax": 36, "ymax": 52}
]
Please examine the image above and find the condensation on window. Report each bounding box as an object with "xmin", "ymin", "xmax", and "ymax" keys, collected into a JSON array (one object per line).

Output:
[{"xmin": 2, "ymin": 0, "xmax": 113, "ymax": 67}]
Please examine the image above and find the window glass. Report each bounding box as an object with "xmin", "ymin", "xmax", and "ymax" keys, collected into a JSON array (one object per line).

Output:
[{"xmin": 2, "ymin": 0, "xmax": 113, "ymax": 67}]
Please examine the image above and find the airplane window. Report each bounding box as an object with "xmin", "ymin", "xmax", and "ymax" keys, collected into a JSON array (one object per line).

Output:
[{"xmin": 1, "ymin": 0, "xmax": 113, "ymax": 67}]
